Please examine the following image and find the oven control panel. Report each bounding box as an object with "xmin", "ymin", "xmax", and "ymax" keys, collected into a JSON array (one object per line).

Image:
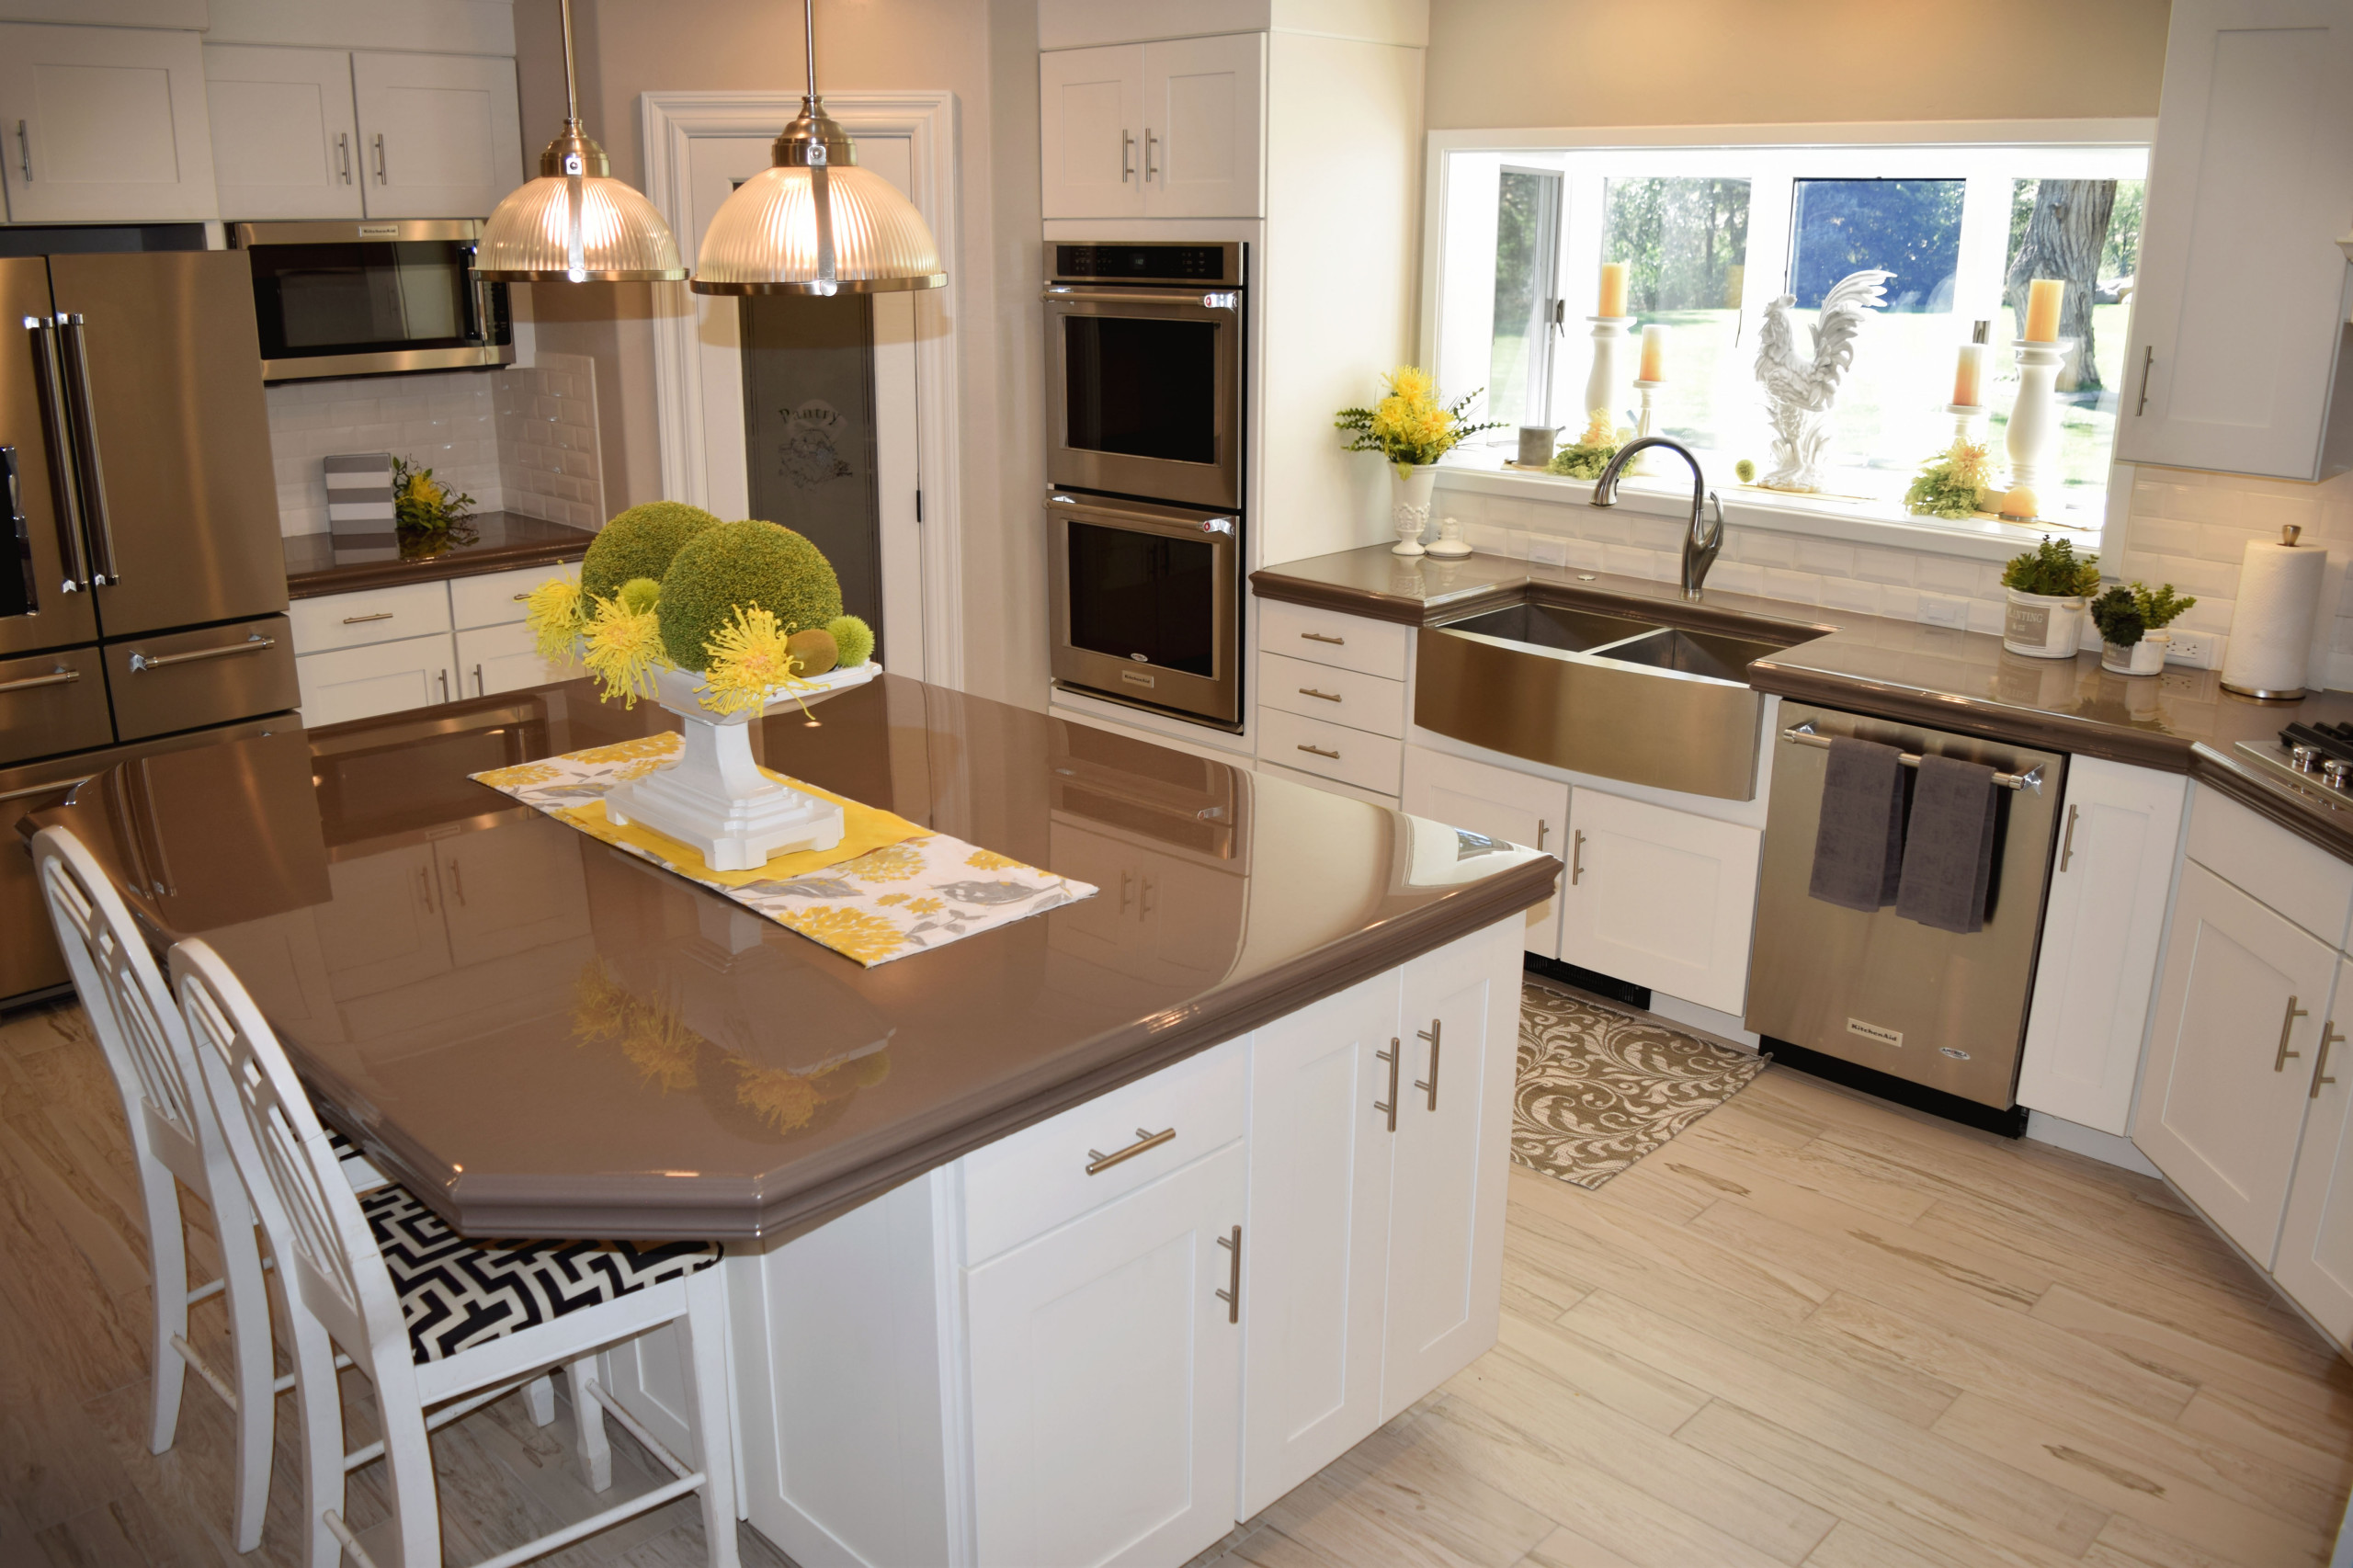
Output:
[{"xmin": 1051, "ymin": 242, "xmax": 1244, "ymax": 287}]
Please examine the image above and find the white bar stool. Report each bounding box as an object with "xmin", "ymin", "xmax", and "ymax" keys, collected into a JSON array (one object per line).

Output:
[{"xmin": 173, "ymin": 937, "xmax": 741, "ymax": 1568}]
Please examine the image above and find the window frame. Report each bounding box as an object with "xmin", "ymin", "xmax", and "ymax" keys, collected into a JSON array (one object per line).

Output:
[{"xmin": 1420, "ymin": 118, "xmax": 2157, "ymax": 556}]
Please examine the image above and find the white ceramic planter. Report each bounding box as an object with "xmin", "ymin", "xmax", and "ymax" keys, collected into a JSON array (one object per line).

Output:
[
  {"xmin": 1391, "ymin": 463, "xmax": 1438, "ymax": 556},
  {"xmin": 604, "ymin": 660, "xmax": 880, "ymax": 870},
  {"xmin": 2002, "ymin": 588, "xmax": 2087, "ymax": 660},
  {"xmin": 2100, "ymin": 629, "xmax": 2169, "ymax": 676}
]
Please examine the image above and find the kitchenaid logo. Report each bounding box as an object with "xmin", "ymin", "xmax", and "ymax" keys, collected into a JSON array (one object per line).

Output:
[
  {"xmin": 1847, "ymin": 1017, "xmax": 1904, "ymax": 1049},
  {"xmin": 1121, "ymin": 669, "xmax": 1155, "ymax": 688},
  {"xmin": 358, "ymin": 224, "xmax": 400, "ymax": 237}
]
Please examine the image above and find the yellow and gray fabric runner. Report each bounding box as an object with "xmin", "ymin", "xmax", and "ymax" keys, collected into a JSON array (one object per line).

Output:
[{"xmin": 473, "ymin": 732, "xmax": 1094, "ymax": 966}]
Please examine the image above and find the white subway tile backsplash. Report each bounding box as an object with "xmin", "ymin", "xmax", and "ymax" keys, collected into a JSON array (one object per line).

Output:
[
  {"xmin": 1761, "ymin": 568, "xmax": 1821, "ymax": 605},
  {"xmin": 1736, "ymin": 530, "xmax": 1798, "ymax": 568},
  {"xmin": 1851, "ymin": 546, "xmax": 1915, "ymax": 586},
  {"xmin": 1819, "ymin": 575, "xmax": 1879, "ymax": 615},
  {"xmin": 1561, "ymin": 537, "xmax": 1606, "ymax": 572},
  {"xmin": 1795, "ymin": 540, "xmax": 1854, "ymax": 578},
  {"xmin": 1707, "ymin": 560, "xmax": 1763, "ymax": 597},
  {"xmin": 1914, "ymin": 555, "xmax": 1982, "ymax": 595},
  {"xmin": 1529, "ymin": 535, "xmax": 1568, "ymax": 567}
]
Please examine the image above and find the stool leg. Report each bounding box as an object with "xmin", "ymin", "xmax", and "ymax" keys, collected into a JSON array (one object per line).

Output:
[
  {"xmin": 373, "ymin": 1365, "xmax": 440, "ymax": 1568},
  {"xmin": 565, "ymin": 1358, "xmax": 612, "ymax": 1493},
  {"xmin": 287, "ymin": 1307, "xmax": 347, "ymax": 1568},
  {"xmin": 214, "ymin": 1182, "xmax": 276, "ymax": 1553},
  {"xmin": 683, "ymin": 1271, "xmax": 740, "ymax": 1568},
  {"xmin": 137, "ymin": 1154, "xmax": 188, "ymax": 1456},
  {"xmin": 523, "ymin": 1372, "xmax": 555, "ymax": 1428}
]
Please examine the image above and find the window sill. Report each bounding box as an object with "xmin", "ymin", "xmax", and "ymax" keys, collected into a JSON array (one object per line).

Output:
[{"xmin": 1434, "ymin": 450, "xmax": 2092, "ymax": 563}]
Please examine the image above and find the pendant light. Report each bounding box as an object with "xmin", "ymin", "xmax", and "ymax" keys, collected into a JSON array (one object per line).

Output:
[
  {"xmin": 477, "ymin": 0, "xmax": 687, "ymax": 283},
  {"xmin": 690, "ymin": 0, "xmax": 946, "ymax": 295}
]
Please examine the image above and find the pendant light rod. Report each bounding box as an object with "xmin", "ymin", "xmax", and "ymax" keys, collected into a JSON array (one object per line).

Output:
[
  {"xmin": 560, "ymin": 0, "xmax": 581, "ymax": 126},
  {"xmin": 802, "ymin": 0, "xmax": 818, "ymax": 104}
]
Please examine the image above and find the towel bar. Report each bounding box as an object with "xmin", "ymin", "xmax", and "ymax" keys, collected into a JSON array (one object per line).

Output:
[{"xmin": 1779, "ymin": 723, "xmax": 2043, "ymax": 794}]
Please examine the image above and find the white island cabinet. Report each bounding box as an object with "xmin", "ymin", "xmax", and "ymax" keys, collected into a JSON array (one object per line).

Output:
[{"xmin": 610, "ymin": 916, "xmax": 1524, "ymax": 1568}]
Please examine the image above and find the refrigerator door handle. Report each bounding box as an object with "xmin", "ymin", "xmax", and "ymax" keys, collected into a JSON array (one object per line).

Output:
[
  {"xmin": 23, "ymin": 315, "xmax": 89, "ymax": 594},
  {"xmin": 55, "ymin": 315, "xmax": 118, "ymax": 588}
]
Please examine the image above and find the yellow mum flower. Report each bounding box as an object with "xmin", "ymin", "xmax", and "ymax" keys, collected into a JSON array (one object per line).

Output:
[
  {"xmin": 523, "ymin": 575, "xmax": 585, "ymax": 664},
  {"xmin": 697, "ymin": 604, "xmax": 814, "ymax": 718},
  {"xmin": 1390, "ymin": 366, "xmax": 1436, "ymax": 402},
  {"xmin": 580, "ymin": 593, "xmax": 670, "ymax": 708}
]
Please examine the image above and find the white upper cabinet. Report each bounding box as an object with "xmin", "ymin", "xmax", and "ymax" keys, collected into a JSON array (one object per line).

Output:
[
  {"xmin": 203, "ymin": 44, "xmax": 362, "ymax": 221},
  {"xmin": 350, "ymin": 50, "xmax": 520, "ymax": 220},
  {"xmin": 1040, "ymin": 34, "xmax": 1264, "ymax": 220},
  {"xmin": 1560, "ymin": 785, "xmax": 1761, "ymax": 1017},
  {"xmin": 2115, "ymin": 0, "xmax": 2353, "ymax": 480},
  {"xmin": 0, "ymin": 23, "xmax": 218, "ymax": 222},
  {"xmin": 2016, "ymin": 758, "xmax": 2188, "ymax": 1135},
  {"xmin": 2273, "ymin": 954, "xmax": 2353, "ymax": 1340}
]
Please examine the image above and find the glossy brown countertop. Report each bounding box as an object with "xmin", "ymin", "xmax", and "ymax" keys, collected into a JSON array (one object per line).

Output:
[
  {"xmin": 22, "ymin": 674, "xmax": 1553, "ymax": 1242},
  {"xmin": 285, "ymin": 511, "xmax": 595, "ymax": 598},
  {"xmin": 1252, "ymin": 543, "xmax": 2353, "ymax": 862}
]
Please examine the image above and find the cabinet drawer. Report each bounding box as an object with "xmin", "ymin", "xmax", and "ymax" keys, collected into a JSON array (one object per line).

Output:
[
  {"xmin": 2187, "ymin": 783, "xmax": 2353, "ymax": 949},
  {"xmin": 0, "ymin": 645, "xmax": 111, "ymax": 766},
  {"xmin": 1258, "ymin": 651, "xmax": 1405, "ymax": 738},
  {"xmin": 289, "ymin": 581, "xmax": 453, "ymax": 654},
  {"xmin": 962, "ymin": 1036, "xmax": 1244, "ymax": 1264},
  {"xmin": 451, "ymin": 563, "xmax": 571, "ymax": 630},
  {"xmin": 1257, "ymin": 706, "xmax": 1404, "ymax": 796},
  {"xmin": 1257, "ymin": 600, "xmax": 1410, "ymax": 681},
  {"xmin": 107, "ymin": 616, "xmax": 297, "ymax": 742}
]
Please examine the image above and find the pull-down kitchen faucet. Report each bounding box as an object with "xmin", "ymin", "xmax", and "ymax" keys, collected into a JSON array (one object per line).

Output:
[{"xmin": 1589, "ymin": 437, "xmax": 1724, "ymax": 601}]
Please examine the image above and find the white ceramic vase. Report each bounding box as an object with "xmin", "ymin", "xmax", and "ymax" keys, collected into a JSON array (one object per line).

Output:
[
  {"xmin": 2001, "ymin": 588, "xmax": 2087, "ymax": 660},
  {"xmin": 604, "ymin": 660, "xmax": 881, "ymax": 870},
  {"xmin": 2100, "ymin": 629, "xmax": 2168, "ymax": 676},
  {"xmin": 1392, "ymin": 463, "xmax": 1438, "ymax": 556}
]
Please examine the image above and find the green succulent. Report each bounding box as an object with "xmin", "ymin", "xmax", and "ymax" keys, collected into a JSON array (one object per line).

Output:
[
  {"xmin": 656, "ymin": 519, "xmax": 844, "ymax": 671},
  {"xmin": 826, "ymin": 614, "xmax": 875, "ymax": 668},
  {"xmin": 2090, "ymin": 585, "xmax": 2145, "ymax": 647},
  {"xmin": 2001, "ymin": 535, "xmax": 2100, "ymax": 598},
  {"xmin": 581, "ymin": 502, "xmax": 722, "ymax": 603}
]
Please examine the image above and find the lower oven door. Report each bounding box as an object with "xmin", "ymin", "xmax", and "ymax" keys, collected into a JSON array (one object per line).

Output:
[{"xmin": 1048, "ymin": 493, "xmax": 1240, "ymax": 727}]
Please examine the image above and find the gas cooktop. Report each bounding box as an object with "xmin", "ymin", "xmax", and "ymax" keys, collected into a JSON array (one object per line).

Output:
[{"xmin": 2235, "ymin": 720, "xmax": 2353, "ymax": 803}]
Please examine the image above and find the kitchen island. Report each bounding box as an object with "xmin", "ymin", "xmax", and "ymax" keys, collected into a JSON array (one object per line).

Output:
[{"xmin": 24, "ymin": 671, "xmax": 1553, "ymax": 1567}]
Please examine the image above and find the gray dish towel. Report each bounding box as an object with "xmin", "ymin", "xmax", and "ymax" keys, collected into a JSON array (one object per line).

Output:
[
  {"xmin": 1807, "ymin": 736, "xmax": 1906, "ymax": 912},
  {"xmin": 1896, "ymin": 754, "xmax": 2000, "ymax": 934}
]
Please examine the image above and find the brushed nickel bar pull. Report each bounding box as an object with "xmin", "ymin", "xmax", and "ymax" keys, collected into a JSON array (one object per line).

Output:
[
  {"xmin": 0, "ymin": 773, "xmax": 91, "ymax": 805},
  {"xmin": 1415, "ymin": 1020, "xmax": 1441, "ymax": 1111},
  {"xmin": 2278, "ymin": 995, "xmax": 2310, "ymax": 1072},
  {"xmin": 1570, "ymin": 829, "xmax": 1586, "ymax": 885},
  {"xmin": 56, "ymin": 317, "xmax": 117, "ymax": 586},
  {"xmin": 417, "ymin": 865, "xmax": 435, "ymax": 915},
  {"xmin": 1537, "ymin": 819, "xmax": 1548, "ymax": 851},
  {"xmin": 336, "ymin": 131, "xmax": 351, "ymax": 183},
  {"xmin": 1085, "ymin": 1125, "xmax": 1174, "ymax": 1176},
  {"xmin": 1298, "ymin": 687, "xmax": 1342, "ymax": 702},
  {"xmin": 128, "ymin": 633, "xmax": 274, "ymax": 672},
  {"xmin": 437, "ymin": 668, "xmax": 450, "ymax": 702},
  {"xmin": 1375, "ymin": 1039, "xmax": 1400, "ymax": 1131},
  {"xmin": 2135, "ymin": 346, "xmax": 2154, "ymax": 416},
  {"xmin": 0, "ymin": 665, "xmax": 77, "ymax": 693},
  {"xmin": 472, "ymin": 664, "xmax": 484, "ymax": 696},
  {"xmin": 14, "ymin": 120, "xmax": 28, "ymax": 181},
  {"xmin": 2059, "ymin": 804, "xmax": 2079, "ymax": 872},
  {"xmin": 1215, "ymin": 1225, "xmax": 1240, "ymax": 1324},
  {"xmin": 1780, "ymin": 723, "xmax": 2042, "ymax": 794},
  {"xmin": 25, "ymin": 317, "xmax": 88, "ymax": 592},
  {"xmin": 1297, "ymin": 744, "xmax": 1339, "ymax": 760},
  {"xmin": 372, "ymin": 132, "xmax": 386, "ymax": 182},
  {"xmin": 1121, "ymin": 130, "xmax": 1135, "ymax": 182},
  {"xmin": 512, "ymin": 591, "xmax": 531, "ymax": 600},
  {"xmin": 1144, "ymin": 129, "xmax": 1159, "ymax": 181},
  {"xmin": 1040, "ymin": 287, "xmax": 1239, "ymax": 308},
  {"xmin": 1299, "ymin": 631, "xmax": 1345, "ymax": 645},
  {"xmin": 343, "ymin": 611, "xmax": 395, "ymax": 624},
  {"xmin": 2313, "ymin": 1021, "xmax": 2342, "ymax": 1100}
]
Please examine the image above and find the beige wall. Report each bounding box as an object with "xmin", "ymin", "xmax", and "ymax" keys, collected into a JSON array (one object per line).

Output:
[
  {"xmin": 1423, "ymin": 0, "xmax": 2171, "ymax": 129},
  {"xmin": 511, "ymin": 0, "xmax": 1050, "ymax": 710}
]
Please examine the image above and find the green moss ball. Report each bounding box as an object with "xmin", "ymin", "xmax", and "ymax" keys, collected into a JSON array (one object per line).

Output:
[
  {"xmin": 826, "ymin": 614, "xmax": 874, "ymax": 668},
  {"xmin": 581, "ymin": 502, "xmax": 721, "ymax": 602},
  {"xmin": 657, "ymin": 520, "xmax": 844, "ymax": 671},
  {"xmin": 617, "ymin": 577, "xmax": 662, "ymax": 615}
]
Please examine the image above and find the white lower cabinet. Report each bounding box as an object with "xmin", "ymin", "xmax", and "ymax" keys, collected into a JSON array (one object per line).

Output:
[
  {"xmin": 294, "ymin": 631, "xmax": 457, "ymax": 725},
  {"xmin": 455, "ymin": 620, "xmax": 566, "ymax": 699},
  {"xmin": 2016, "ymin": 757, "xmax": 2188, "ymax": 1134},
  {"xmin": 2273, "ymin": 956, "xmax": 2353, "ymax": 1339},
  {"xmin": 292, "ymin": 563, "xmax": 582, "ymax": 723},
  {"xmin": 1402, "ymin": 746, "xmax": 1567, "ymax": 959},
  {"xmin": 1558, "ymin": 786, "xmax": 1760, "ymax": 1016}
]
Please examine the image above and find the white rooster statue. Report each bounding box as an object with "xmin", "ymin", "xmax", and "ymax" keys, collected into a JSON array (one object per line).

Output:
[{"xmin": 1754, "ymin": 268, "xmax": 1893, "ymax": 492}]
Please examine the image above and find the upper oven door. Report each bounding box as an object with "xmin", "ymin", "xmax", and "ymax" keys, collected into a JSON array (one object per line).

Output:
[
  {"xmin": 233, "ymin": 220, "xmax": 511, "ymax": 382},
  {"xmin": 1045, "ymin": 285, "xmax": 1242, "ymax": 509}
]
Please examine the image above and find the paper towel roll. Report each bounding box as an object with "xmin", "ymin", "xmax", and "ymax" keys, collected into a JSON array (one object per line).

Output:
[{"xmin": 2222, "ymin": 530, "xmax": 2326, "ymax": 698}]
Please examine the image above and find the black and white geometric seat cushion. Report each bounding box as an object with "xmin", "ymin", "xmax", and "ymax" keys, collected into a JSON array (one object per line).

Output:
[
  {"xmin": 359, "ymin": 1184, "xmax": 722, "ymax": 1366},
  {"xmin": 324, "ymin": 1125, "xmax": 359, "ymax": 1161}
]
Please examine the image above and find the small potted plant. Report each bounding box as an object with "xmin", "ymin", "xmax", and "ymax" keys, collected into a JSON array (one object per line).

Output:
[
  {"xmin": 2091, "ymin": 581, "xmax": 2197, "ymax": 676},
  {"xmin": 1999, "ymin": 536, "xmax": 2100, "ymax": 659},
  {"xmin": 1336, "ymin": 367, "xmax": 1503, "ymax": 556}
]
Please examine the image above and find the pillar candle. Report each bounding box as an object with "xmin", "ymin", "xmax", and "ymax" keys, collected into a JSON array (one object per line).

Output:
[
  {"xmin": 1637, "ymin": 324, "xmax": 1666, "ymax": 382},
  {"xmin": 2024, "ymin": 278, "xmax": 2063, "ymax": 343},
  {"xmin": 1952, "ymin": 342, "xmax": 1985, "ymax": 407},
  {"xmin": 1597, "ymin": 262, "xmax": 1629, "ymax": 319}
]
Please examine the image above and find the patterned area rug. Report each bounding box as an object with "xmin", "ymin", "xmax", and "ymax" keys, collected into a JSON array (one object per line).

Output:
[{"xmin": 1513, "ymin": 983, "xmax": 1768, "ymax": 1189}]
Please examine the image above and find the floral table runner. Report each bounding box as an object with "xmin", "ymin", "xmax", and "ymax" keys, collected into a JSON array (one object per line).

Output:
[{"xmin": 473, "ymin": 732, "xmax": 1095, "ymax": 966}]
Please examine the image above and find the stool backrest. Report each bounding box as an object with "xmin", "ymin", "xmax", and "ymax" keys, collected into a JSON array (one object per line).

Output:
[
  {"xmin": 33, "ymin": 826, "xmax": 209, "ymax": 1182},
  {"xmin": 173, "ymin": 937, "xmax": 398, "ymax": 1361}
]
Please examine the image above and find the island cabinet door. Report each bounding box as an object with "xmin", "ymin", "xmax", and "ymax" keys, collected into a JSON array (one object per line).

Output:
[
  {"xmin": 967, "ymin": 1140, "xmax": 1245, "ymax": 1568},
  {"xmin": 1381, "ymin": 923, "xmax": 1515, "ymax": 1418},
  {"xmin": 1238, "ymin": 969, "xmax": 1402, "ymax": 1517}
]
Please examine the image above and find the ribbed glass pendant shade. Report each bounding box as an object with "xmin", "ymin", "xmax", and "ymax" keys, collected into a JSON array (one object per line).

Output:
[
  {"xmin": 478, "ymin": 165, "xmax": 687, "ymax": 282},
  {"xmin": 692, "ymin": 161, "xmax": 944, "ymax": 295}
]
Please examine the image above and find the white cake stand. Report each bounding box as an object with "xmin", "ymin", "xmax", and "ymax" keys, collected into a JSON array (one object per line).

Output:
[{"xmin": 604, "ymin": 660, "xmax": 881, "ymax": 871}]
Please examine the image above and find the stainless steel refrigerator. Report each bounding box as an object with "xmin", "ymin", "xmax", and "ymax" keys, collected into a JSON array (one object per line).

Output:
[{"xmin": 3, "ymin": 249, "xmax": 298, "ymax": 1005}]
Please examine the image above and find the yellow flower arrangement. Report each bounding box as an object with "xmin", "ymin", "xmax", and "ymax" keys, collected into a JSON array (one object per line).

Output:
[
  {"xmin": 1336, "ymin": 365, "xmax": 1505, "ymax": 474},
  {"xmin": 579, "ymin": 593, "xmax": 671, "ymax": 708},
  {"xmin": 524, "ymin": 576, "xmax": 586, "ymax": 664},
  {"xmin": 696, "ymin": 604, "xmax": 822, "ymax": 718}
]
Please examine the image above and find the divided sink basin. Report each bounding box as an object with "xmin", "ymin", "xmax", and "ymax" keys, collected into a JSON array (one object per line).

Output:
[{"xmin": 1415, "ymin": 600, "xmax": 1825, "ymax": 801}]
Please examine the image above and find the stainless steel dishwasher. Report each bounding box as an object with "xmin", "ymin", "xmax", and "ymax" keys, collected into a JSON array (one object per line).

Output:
[{"xmin": 1745, "ymin": 700, "xmax": 2065, "ymax": 1117}]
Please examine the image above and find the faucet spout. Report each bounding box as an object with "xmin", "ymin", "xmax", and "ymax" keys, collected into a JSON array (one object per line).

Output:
[{"xmin": 1588, "ymin": 436, "xmax": 1723, "ymax": 600}]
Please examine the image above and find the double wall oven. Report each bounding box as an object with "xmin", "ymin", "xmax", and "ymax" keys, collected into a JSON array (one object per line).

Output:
[{"xmin": 1045, "ymin": 241, "xmax": 1245, "ymax": 729}]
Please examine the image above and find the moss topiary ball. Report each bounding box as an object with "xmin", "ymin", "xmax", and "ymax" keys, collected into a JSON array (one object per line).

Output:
[
  {"xmin": 581, "ymin": 502, "xmax": 721, "ymax": 603},
  {"xmin": 657, "ymin": 519, "xmax": 845, "ymax": 670},
  {"xmin": 826, "ymin": 614, "xmax": 874, "ymax": 668}
]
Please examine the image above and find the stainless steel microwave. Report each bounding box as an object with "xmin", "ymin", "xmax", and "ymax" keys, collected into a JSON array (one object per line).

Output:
[{"xmin": 230, "ymin": 219, "xmax": 512, "ymax": 382}]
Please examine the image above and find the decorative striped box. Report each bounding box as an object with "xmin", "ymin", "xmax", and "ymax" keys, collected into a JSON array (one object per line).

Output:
[{"xmin": 323, "ymin": 451, "xmax": 395, "ymax": 539}]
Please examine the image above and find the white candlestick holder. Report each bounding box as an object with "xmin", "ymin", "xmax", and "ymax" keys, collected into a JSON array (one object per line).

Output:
[
  {"xmin": 2004, "ymin": 339, "xmax": 2073, "ymax": 493},
  {"xmin": 1631, "ymin": 379, "xmax": 1664, "ymax": 472},
  {"xmin": 1943, "ymin": 402, "xmax": 1987, "ymax": 449},
  {"xmin": 1583, "ymin": 316, "xmax": 1634, "ymax": 433}
]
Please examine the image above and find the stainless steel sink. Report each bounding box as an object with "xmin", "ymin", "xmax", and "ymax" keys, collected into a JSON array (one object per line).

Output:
[{"xmin": 1414, "ymin": 600, "xmax": 1825, "ymax": 801}]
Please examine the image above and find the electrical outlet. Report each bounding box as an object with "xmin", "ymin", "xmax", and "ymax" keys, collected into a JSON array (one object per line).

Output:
[
  {"xmin": 1918, "ymin": 594, "xmax": 1969, "ymax": 628},
  {"xmin": 2165, "ymin": 631, "xmax": 2215, "ymax": 668}
]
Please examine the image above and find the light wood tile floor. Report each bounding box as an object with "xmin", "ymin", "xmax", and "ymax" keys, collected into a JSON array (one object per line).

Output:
[{"xmin": 7, "ymin": 994, "xmax": 2352, "ymax": 1567}]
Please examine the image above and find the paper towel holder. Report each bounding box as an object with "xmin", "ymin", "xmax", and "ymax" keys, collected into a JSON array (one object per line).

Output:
[{"xmin": 2283, "ymin": 524, "xmax": 2302, "ymax": 546}]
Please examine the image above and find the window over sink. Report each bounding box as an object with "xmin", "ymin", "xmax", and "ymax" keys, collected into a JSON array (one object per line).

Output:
[{"xmin": 1430, "ymin": 132, "xmax": 2151, "ymax": 531}]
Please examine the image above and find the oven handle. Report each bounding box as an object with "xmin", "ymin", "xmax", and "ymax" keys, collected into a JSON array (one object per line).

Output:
[
  {"xmin": 1048, "ymin": 493, "xmax": 1237, "ymax": 540},
  {"xmin": 1042, "ymin": 286, "xmax": 1240, "ymax": 310}
]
